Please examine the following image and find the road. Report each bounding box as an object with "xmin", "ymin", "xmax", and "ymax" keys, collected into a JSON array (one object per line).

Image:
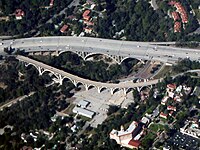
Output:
[
  {"xmin": 46, "ymin": 0, "xmax": 80, "ymax": 24},
  {"xmin": 150, "ymin": 0, "xmax": 159, "ymax": 10},
  {"xmin": 1, "ymin": 36, "xmax": 200, "ymax": 64},
  {"xmin": 16, "ymin": 55, "xmax": 161, "ymax": 90},
  {"xmin": 0, "ymin": 92, "xmax": 35, "ymax": 111}
]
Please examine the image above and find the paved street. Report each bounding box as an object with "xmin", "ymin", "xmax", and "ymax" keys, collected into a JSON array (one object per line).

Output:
[{"xmin": 1, "ymin": 36, "xmax": 200, "ymax": 64}]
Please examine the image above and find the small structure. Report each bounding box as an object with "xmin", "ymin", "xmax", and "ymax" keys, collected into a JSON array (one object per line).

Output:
[
  {"xmin": 60, "ymin": 25, "xmax": 69, "ymax": 33},
  {"xmin": 160, "ymin": 112, "xmax": 168, "ymax": 119},
  {"xmin": 15, "ymin": 9, "xmax": 25, "ymax": 20},
  {"xmin": 161, "ymin": 96, "xmax": 169, "ymax": 105},
  {"xmin": 167, "ymin": 106, "xmax": 176, "ymax": 111},
  {"xmin": 140, "ymin": 116, "xmax": 150, "ymax": 126},
  {"xmin": 73, "ymin": 106, "xmax": 95, "ymax": 118},
  {"xmin": 77, "ymin": 100, "xmax": 89, "ymax": 108},
  {"xmin": 171, "ymin": 11, "xmax": 180, "ymax": 21},
  {"xmin": 167, "ymin": 84, "xmax": 176, "ymax": 91},
  {"xmin": 82, "ymin": 10, "xmax": 91, "ymax": 21},
  {"xmin": 174, "ymin": 21, "xmax": 181, "ymax": 33},
  {"xmin": 50, "ymin": 0, "xmax": 54, "ymax": 7},
  {"xmin": 84, "ymin": 27, "xmax": 93, "ymax": 34}
]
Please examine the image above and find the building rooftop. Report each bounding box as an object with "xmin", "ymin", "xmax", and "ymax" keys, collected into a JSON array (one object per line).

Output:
[
  {"xmin": 128, "ymin": 139, "xmax": 140, "ymax": 148},
  {"xmin": 60, "ymin": 25, "xmax": 69, "ymax": 33},
  {"xmin": 73, "ymin": 106, "xmax": 95, "ymax": 118},
  {"xmin": 77, "ymin": 100, "xmax": 90, "ymax": 108}
]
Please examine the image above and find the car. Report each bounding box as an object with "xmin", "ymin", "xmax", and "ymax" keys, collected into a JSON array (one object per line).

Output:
[{"xmin": 137, "ymin": 45, "xmax": 140, "ymax": 48}]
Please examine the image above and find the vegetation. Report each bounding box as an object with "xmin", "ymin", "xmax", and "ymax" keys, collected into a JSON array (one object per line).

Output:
[
  {"xmin": 0, "ymin": 0, "xmax": 73, "ymax": 36},
  {"xmin": 94, "ymin": 0, "xmax": 199, "ymax": 42},
  {"xmin": 30, "ymin": 53, "xmax": 138, "ymax": 82},
  {"xmin": 172, "ymin": 59, "xmax": 200, "ymax": 73}
]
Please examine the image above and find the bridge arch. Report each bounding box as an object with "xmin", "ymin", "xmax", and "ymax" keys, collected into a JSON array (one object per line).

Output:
[
  {"xmin": 98, "ymin": 86, "xmax": 107, "ymax": 93},
  {"xmin": 125, "ymin": 87, "xmax": 135, "ymax": 94},
  {"xmin": 139, "ymin": 85, "xmax": 151, "ymax": 92},
  {"xmin": 87, "ymin": 84, "xmax": 96, "ymax": 90},
  {"xmin": 58, "ymin": 50, "xmax": 85, "ymax": 60},
  {"xmin": 24, "ymin": 62, "xmax": 41, "ymax": 75},
  {"xmin": 84, "ymin": 52, "xmax": 119, "ymax": 63},
  {"xmin": 62, "ymin": 76, "xmax": 74, "ymax": 85},
  {"xmin": 111, "ymin": 87, "xmax": 121, "ymax": 95}
]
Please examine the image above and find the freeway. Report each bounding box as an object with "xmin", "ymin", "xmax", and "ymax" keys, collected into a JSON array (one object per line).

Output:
[
  {"xmin": 1, "ymin": 36, "xmax": 200, "ymax": 63},
  {"xmin": 16, "ymin": 55, "xmax": 160, "ymax": 90}
]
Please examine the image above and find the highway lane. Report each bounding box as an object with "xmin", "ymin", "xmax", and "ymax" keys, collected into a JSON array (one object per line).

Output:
[{"xmin": 1, "ymin": 36, "xmax": 200, "ymax": 63}]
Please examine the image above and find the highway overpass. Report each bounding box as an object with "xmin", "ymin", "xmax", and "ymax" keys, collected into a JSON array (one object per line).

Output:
[
  {"xmin": 1, "ymin": 36, "xmax": 200, "ymax": 64},
  {"xmin": 16, "ymin": 55, "xmax": 161, "ymax": 95}
]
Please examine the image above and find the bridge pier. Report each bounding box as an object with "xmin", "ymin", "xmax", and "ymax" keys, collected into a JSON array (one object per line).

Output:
[
  {"xmin": 110, "ymin": 88, "xmax": 114, "ymax": 95},
  {"xmin": 97, "ymin": 87, "xmax": 101, "ymax": 93},
  {"xmin": 85, "ymin": 84, "xmax": 89, "ymax": 91},
  {"xmin": 123, "ymin": 88, "xmax": 127, "ymax": 96}
]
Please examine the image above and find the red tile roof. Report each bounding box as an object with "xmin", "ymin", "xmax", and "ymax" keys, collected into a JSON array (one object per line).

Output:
[
  {"xmin": 167, "ymin": 84, "xmax": 177, "ymax": 89},
  {"xmin": 171, "ymin": 12, "xmax": 180, "ymax": 21},
  {"xmin": 160, "ymin": 112, "xmax": 168, "ymax": 119},
  {"xmin": 167, "ymin": 106, "xmax": 176, "ymax": 111},
  {"xmin": 50, "ymin": 0, "xmax": 54, "ymax": 6},
  {"xmin": 128, "ymin": 140, "xmax": 141, "ymax": 148},
  {"xmin": 174, "ymin": 21, "xmax": 181, "ymax": 32},
  {"xmin": 15, "ymin": 9, "xmax": 25, "ymax": 17},
  {"xmin": 60, "ymin": 25, "xmax": 69, "ymax": 33},
  {"xmin": 83, "ymin": 10, "xmax": 91, "ymax": 21},
  {"xmin": 169, "ymin": 1, "xmax": 188, "ymax": 23}
]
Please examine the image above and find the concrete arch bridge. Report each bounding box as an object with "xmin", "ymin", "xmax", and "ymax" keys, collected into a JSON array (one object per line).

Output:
[{"xmin": 17, "ymin": 55, "xmax": 160, "ymax": 95}]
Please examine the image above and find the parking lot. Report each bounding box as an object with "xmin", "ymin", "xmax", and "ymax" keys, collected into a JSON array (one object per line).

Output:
[
  {"xmin": 72, "ymin": 87, "xmax": 134, "ymax": 127},
  {"xmin": 167, "ymin": 132, "xmax": 200, "ymax": 150}
]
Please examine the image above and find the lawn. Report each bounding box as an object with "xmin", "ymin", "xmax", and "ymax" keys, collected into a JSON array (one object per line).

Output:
[
  {"xmin": 153, "ymin": 65, "xmax": 172, "ymax": 79},
  {"xmin": 149, "ymin": 123, "xmax": 165, "ymax": 132},
  {"xmin": 63, "ymin": 103, "xmax": 75, "ymax": 114}
]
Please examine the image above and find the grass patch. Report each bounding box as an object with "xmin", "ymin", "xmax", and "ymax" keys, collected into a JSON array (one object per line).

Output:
[
  {"xmin": 149, "ymin": 123, "xmax": 165, "ymax": 132},
  {"xmin": 63, "ymin": 103, "xmax": 75, "ymax": 114},
  {"xmin": 153, "ymin": 65, "xmax": 172, "ymax": 79},
  {"xmin": 78, "ymin": 115, "xmax": 92, "ymax": 122}
]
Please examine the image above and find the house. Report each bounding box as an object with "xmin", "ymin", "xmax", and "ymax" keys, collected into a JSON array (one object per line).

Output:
[
  {"xmin": 167, "ymin": 84, "xmax": 176, "ymax": 91},
  {"xmin": 174, "ymin": 95, "xmax": 182, "ymax": 102},
  {"xmin": 84, "ymin": 27, "xmax": 92, "ymax": 34},
  {"xmin": 171, "ymin": 12, "xmax": 180, "ymax": 21},
  {"xmin": 50, "ymin": 0, "xmax": 54, "ymax": 7},
  {"xmin": 83, "ymin": 20, "xmax": 94, "ymax": 26},
  {"xmin": 161, "ymin": 96, "xmax": 169, "ymax": 105},
  {"xmin": 169, "ymin": 1, "xmax": 188, "ymax": 24},
  {"xmin": 169, "ymin": 111, "xmax": 174, "ymax": 117},
  {"xmin": 174, "ymin": 21, "xmax": 181, "ymax": 32},
  {"xmin": 15, "ymin": 9, "xmax": 25, "ymax": 20},
  {"xmin": 160, "ymin": 112, "xmax": 168, "ymax": 119},
  {"xmin": 82, "ymin": 10, "xmax": 91, "ymax": 21},
  {"xmin": 174, "ymin": 2, "xmax": 188, "ymax": 23},
  {"xmin": 167, "ymin": 106, "xmax": 176, "ymax": 111},
  {"xmin": 60, "ymin": 25, "xmax": 69, "ymax": 33}
]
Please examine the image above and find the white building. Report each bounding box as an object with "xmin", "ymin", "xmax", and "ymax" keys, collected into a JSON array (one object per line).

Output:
[
  {"xmin": 77, "ymin": 100, "xmax": 89, "ymax": 108},
  {"xmin": 73, "ymin": 106, "xmax": 95, "ymax": 118}
]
